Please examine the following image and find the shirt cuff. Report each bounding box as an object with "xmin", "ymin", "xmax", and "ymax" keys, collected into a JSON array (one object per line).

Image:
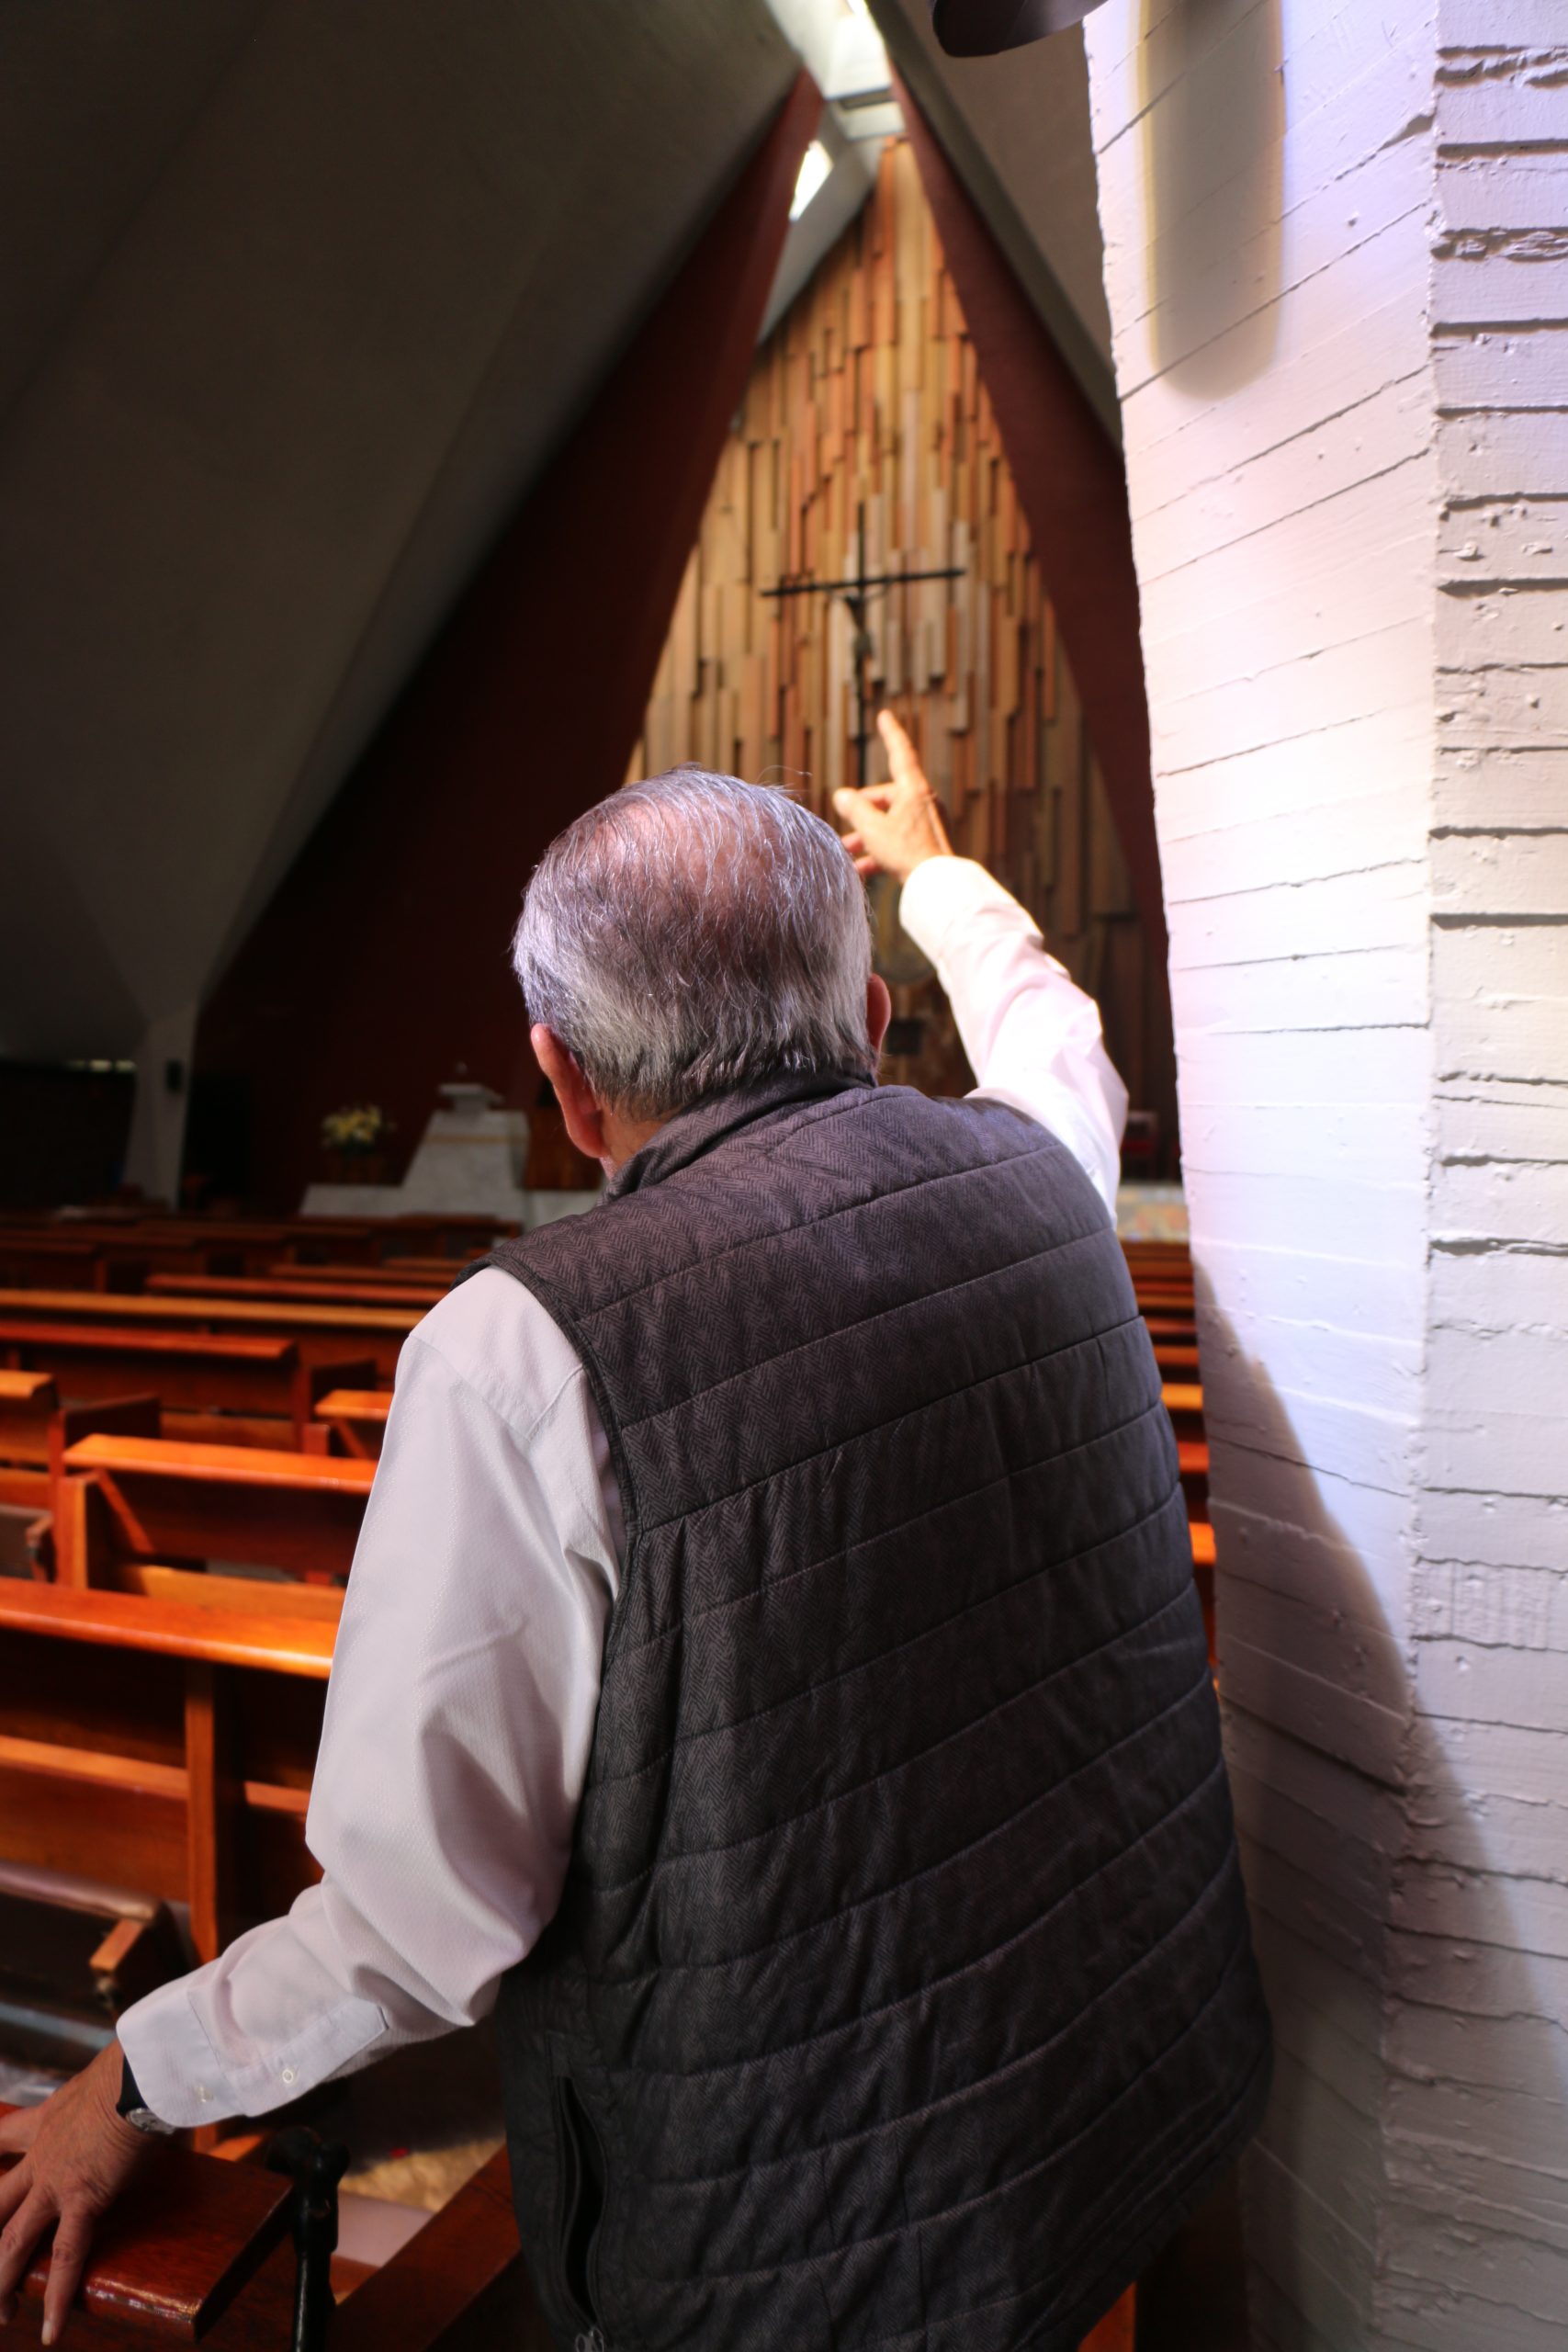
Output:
[
  {"xmin": 118, "ymin": 1956, "xmax": 389, "ymax": 2130},
  {"xmin": 118, "ymin": 1978, "xmax": 241, "ymax": 2130},
  {"xmin": 897, "ymin": 856, "xmax": 1042, "ymax": 967}
]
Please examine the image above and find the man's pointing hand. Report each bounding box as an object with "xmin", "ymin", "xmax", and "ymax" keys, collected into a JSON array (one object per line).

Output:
[{"xmin": 833, "ymin": 709, "xmax": 953, "ymax": 884}]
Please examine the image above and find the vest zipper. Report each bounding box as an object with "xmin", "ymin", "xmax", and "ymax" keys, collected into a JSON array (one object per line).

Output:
[{"xmin": 552, "ymin": 2071, "xmax": 611, "ymax": 2347}]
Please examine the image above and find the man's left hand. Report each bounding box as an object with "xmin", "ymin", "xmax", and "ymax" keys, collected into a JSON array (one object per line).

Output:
[{"xmin": 0, "ymin": 2042, "xmax": 153, "ymax": 2343}]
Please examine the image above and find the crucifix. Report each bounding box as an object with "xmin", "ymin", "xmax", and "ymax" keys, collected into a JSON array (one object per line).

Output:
[{"xmin": 762, "ymin": 502, "xmax": 962, "ymax": 787}]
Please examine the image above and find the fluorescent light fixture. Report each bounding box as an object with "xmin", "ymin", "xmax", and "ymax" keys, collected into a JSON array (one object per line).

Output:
[{"xmin": 790, "ymin": 139, "xmax": 832, "ymax": 220}]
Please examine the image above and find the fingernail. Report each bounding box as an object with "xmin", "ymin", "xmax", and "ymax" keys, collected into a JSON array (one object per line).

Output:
[{"xmin": 40, "ymin": 2324, "xmax": 54, "ymax": 2346}]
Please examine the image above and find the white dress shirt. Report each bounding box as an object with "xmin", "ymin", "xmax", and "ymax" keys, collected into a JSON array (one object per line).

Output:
[{"xmin": 118, "ymin": 858, "xmax": 1128, "ymax": 2126}]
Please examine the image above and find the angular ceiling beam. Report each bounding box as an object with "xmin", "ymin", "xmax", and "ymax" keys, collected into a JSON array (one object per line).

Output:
[
  {"xmin": 898, "ymin": 70, "xmax": 1164, "ymax": 960},
  {"xmin": 194, "ymin": 73, "xmax": 821, "ymax": 1209}
]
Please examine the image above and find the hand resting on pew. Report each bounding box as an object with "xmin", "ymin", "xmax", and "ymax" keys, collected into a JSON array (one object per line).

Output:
[{"xmin": 0, "ymin": 2044, "xmax": 149, "ymax": 2345}]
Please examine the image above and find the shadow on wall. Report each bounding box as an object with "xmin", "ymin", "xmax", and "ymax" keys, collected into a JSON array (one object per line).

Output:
[
  {"xmin": 1198, "ymin": 1304, "xmax": 1566, "ymax": 2346},
  {"xmin": 1140, "ymin": 0, "xmax": 1284, "ymax": 395}
]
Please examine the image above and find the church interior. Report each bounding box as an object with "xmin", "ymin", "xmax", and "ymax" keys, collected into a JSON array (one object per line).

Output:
[{"xmin": 0, "ymin": 3, "xmax": 1562, "ymax": 2346}]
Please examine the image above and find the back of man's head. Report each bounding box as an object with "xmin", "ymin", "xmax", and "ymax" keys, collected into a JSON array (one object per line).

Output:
[{"xmin": 513, "ymin": 769, "xmax": 874, "ymax": 1121}]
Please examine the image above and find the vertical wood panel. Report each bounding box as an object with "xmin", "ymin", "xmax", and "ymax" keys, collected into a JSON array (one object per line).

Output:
[
  {"xmin": 628, "ymin": 139, "xmax": 1172, "ymax": 1149},
  {"xmin": 184, "ymin": 1659, "xmax": 231, "ymax": 1967}
]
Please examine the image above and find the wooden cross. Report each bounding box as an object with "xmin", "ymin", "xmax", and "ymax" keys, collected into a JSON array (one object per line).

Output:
[{"xmin": 763, "ymin": 501, "xmax": 962, "ymax": 786}]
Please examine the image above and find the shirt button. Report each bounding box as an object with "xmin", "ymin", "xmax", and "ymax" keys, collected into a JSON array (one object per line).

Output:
[
  {"xmin": 196, "ymin": 2085, "xmax": 210, "ymax": 2103},
  {"xmin": 280, "ymin": 2066, "xmax": 297, "ymax": 2086}
]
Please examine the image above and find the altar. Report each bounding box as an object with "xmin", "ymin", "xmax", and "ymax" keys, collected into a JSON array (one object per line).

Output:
[{"xmin": 301, "ymin": 1080, "xmax": 600, "ymax": 1228}]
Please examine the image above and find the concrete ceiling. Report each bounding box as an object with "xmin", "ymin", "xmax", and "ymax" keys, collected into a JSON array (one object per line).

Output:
[
  {"xmin": 0, "ymin": 0, "xmax": 1112, "ymax": 1141},
  {"xmin": 0, "ymin": 0, "xmax": 797, "ymax": 1066}
]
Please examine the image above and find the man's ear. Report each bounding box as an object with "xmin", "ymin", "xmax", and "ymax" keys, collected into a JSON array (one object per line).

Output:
[
  {"xmin": 532, "ymin": 1026, "xmax": 609, "ymax": 1162},
  {"xmin": 866, "ymin": 973, "xmax": 893, "ymax": 1060}
]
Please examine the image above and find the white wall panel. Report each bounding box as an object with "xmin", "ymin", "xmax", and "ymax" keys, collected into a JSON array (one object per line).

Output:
[{"xmin": 1086, "ymin": 0, "xmax": 1567, "ymax": 2338}]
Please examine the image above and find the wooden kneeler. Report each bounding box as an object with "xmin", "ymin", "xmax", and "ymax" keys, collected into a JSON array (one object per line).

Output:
[{"xmin": 1, "ymin": 2118, "xmax": 547, "ymax": 2351}]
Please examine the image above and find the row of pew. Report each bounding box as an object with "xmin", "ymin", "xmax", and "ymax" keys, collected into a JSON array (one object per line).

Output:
[
  {"xmin": 0, "ymin": 1213, "xmax": 526, "ymax": 2340},
  {"xmin": 0, "ymin": 1210, "xmax": 1201, "ymax": 2346}
]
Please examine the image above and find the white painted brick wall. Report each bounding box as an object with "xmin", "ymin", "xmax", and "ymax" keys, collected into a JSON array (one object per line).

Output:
[{"xmin": 1084, "ymin": 0, "xmax": 1568, "ymax": 2343}]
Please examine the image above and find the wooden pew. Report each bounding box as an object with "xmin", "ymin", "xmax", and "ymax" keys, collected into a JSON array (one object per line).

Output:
[
  {"xmin": 0, "ymin": 1235, "xmax": 104, "ymax": 1292},
  {"xmin": 54, "ymin": 1435, "xmax": 375, "ymax": 1589},
  {"xmin": 0, "ymin": 1323, "xmax": 375, "ymax": 1450},
  {"xmin": 0, "ymin": 1371, "xmax": 59, "ymax": 1510},
  {"xmin": 1, "ymin": 2124, "xmax": 548, "ymax": 2351},
  {"xmin": 270, "ymin": 1259, "xmax": 460, "ymax": 1292},
  {"xmin": 1160, "ymin": 1380, "xmax": 1203, "ymax": 1425},
  {"xmin": 0, "ymin": 1581, "xmax": 334, "ymax": 1964},
  {"xmin": 310, "ymin": 1389, "xmax": 389, "ymax": 1461},
  {"xmin": 358, "ymin": 1212, "xmax": 514, "ymax": 1261},
  {"xmin": 0, "ymin": 1224, "xmax": 247, "ymax": 1293},
  {"xmin": 0, "ymin": 1290, "xmax": 419, "ymax": 1381},
  {"xmin": 2, "ymin": 1381, "xmax": 168, "ymax": 1520},
  {"xmin": 1154, "ymin": 1370, "xmax": 1214, "ymax": 1657},
  {"xmin": 1, "ymin": 2104, "xmax": 299, "ymax": 2346}
]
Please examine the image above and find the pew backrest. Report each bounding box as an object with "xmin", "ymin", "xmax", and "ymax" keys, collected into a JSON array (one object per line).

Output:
[
  {"xmin": 0, "ymin": 1579, "xmax": 336, "ymax": 1958},
  {"xmin": 0, "ymin": 1321, "xmax": 377, "ymax": 1447},
  {"xmin": 0, "ymin": 1288, "xmax": 419, "ymax": 1378},
  {"xmin": 150, "ymin": 1272, "xmax": 447, "ymax": 1309},
  {"xmin": 57, "ymin": 1433, "xmax": 376, "ymax": 1588}
]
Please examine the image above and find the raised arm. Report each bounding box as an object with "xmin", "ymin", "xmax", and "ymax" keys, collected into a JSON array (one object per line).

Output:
[{"xmin": 834, "ymin": 711, "xmax": 1129, "ymax": 1214}]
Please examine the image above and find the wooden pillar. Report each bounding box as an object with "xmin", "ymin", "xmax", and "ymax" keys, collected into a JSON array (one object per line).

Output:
[{"xmin": 183, "ymin": 1659, "xmax": 233, "ymax": 1969}]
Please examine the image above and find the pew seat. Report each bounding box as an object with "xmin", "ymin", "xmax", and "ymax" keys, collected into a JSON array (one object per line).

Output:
[{"xmin": 310, "ymin": 1389, "xmax": 390, "ymax": 1461}]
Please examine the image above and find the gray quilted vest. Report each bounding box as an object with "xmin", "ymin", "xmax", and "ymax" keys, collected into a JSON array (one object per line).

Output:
[{"xmin": 479, "ymin": 1073, "xmax": 1270, "ymax": 2351}]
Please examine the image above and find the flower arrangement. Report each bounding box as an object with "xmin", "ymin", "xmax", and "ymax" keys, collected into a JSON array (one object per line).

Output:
[{"xmin": 321, "ymin": 1104, "xmax": 394, "ymax": 1154}]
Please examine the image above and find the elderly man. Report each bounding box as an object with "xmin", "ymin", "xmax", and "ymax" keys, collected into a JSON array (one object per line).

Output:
[{"xmin": 0, "ymin": 715, "xmax": 1269, "ymax": 2350}]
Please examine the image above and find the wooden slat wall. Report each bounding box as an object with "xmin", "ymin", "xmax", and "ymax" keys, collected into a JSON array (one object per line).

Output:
[{"xmin": 628, "ymin": 140, "xmax": 1175, "ymax": 1150}]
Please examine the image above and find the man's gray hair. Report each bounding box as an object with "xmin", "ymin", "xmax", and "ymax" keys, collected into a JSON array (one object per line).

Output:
[{"xmin": 513, "ymin": 769, "xmax": 875, "ymax": 1119}]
